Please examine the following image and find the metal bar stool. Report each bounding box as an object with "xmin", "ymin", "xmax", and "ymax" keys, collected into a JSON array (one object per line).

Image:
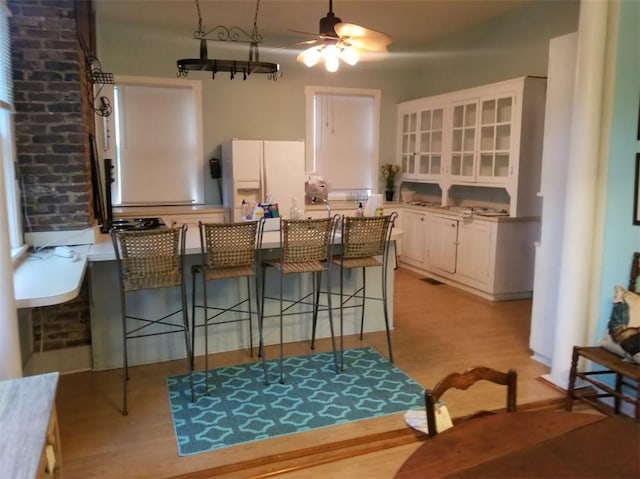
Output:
[
  {"xmin": 257, "ymin": 215, "xmax": 340, "ymax": 384},
  {"xmin": 316, "ymin": 212, "xmax": 397, "ymax": 370},
  {"xmin": 191, "ymin": 221, "xmax": 259, "ymax": 396},
  {"xmin": 111, "ymin": 225, "xmax": 193, "ymax": 416}
]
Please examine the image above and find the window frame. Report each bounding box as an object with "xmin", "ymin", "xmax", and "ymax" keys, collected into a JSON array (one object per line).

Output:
[
  {"xmin": 0, "ymin": 1, "xmax": 26, "ymax": 262},
  {"xmin": 304, "ymin": 85, "xmax": 381, "ymax": 198}
]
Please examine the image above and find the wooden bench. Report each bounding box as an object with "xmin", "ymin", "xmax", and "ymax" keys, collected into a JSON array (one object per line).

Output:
[{"xmin": 565, "ymin": 252, "xmax": 640, "ymax": 420}]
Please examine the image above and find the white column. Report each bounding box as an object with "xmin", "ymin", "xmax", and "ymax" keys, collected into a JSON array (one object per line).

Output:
[
  {"xmin": 0, "ymin": 161, "xmax": 22, "ymax": 380},
  {"xmin": 548, "ymin": 0, "xmax": 611, "ymax": 387}
]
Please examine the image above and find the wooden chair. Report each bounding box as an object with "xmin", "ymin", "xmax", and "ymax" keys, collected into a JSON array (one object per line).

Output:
[
  {"xmin": 565, "ymin": 252, "xmax": 640, "ymax": 420},
  {"xmin": 425, "ymin": 366, "xmax": 517, "ymax": 437}
]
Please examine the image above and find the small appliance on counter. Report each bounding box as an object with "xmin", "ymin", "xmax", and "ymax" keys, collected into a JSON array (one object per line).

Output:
[
  {"xmin": 305, "ymin": 174, "xmax": 329, "ymax": 205},
  {"xmin": 109, "ymin": 217, "xmax": 166, "ymax": 231}
]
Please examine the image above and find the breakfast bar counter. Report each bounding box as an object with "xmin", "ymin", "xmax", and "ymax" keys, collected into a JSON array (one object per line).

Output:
[{"xmin": 87, "ymin": 227, "xmax": 400, "ymax": 370}]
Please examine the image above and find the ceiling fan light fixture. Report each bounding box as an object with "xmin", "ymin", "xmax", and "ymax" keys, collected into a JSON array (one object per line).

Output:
[
  {"xmin": 301, "ymin": 46, "xmax": 322, "ymax": 67},
  {"xmin": 340, "ymin": 46, "xmax": 359, "ymax": 66},
  {"xmin": 292, "ymin": 0, "xmax": 391, "ymax": 73},
  {"xmin": 322, "ymin": 44, "xmax": 340, "ymax": 72}
]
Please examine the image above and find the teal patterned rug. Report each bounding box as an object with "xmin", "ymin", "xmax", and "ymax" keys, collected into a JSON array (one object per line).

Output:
[{"xmin": 166, "ymin": 347, "xmax": 423, "ymax": 456}]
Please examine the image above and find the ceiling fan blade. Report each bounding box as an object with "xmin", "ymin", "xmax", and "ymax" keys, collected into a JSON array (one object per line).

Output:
[
  {"xmin": 297, "ymin": 38, "xmax": 320, "ymax": 46},
  {"xmin": 288, "ymin": 29, "xmax": 320, "ymax": 37},
  {"xmin": 335, "ymin": 22, "xmax": 392, "ymax": 52},
  {"xmin": 344, "ymin": 37, "xmax": 389, "ymax": 53}
]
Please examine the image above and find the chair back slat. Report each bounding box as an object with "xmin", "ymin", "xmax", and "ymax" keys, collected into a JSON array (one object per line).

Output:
[
  {"xmin": 201, "ymin": 221, "xmax": 258, "ymax": 269},
  {"xmin": 111, "ymin": 227, "xmax": 184, "ymax": 292},
  {"xmin": 280, "ymin": 217, "xmax": 335, "ymax": 263},
  {"xmin": 424, "ymin": 366, "xmax": 517, "ymax": 438},
  {"xmin": 341, "ymin": 215, "xmax": 394, "ymax": 259}
]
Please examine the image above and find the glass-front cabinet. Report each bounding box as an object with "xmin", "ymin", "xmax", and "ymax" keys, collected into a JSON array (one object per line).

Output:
[
  {"xmin": 418, "ymin": 108, "xmax": 444, "ymax": 177},
  {"xmin": 396, "ymin": 77, "xmax": 547, "ymax": 218},
  {"xmin": 399, "ymin": 102, "xmax": 445, "ymax": 181},
  {"xmin": 478, "ymin": 94, "xmax": 515, "ymax": 183},
  {"xmin": 400, "ymin": 111, "xmax": 417, "ymax": 178},
  {"xmin": 450, "ymin": 100, "xmax": 477, "ymax": 180}
]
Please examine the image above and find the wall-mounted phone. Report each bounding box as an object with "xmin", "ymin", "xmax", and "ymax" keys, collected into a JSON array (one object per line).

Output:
[{"xmin": 209, "ymin": 158, "xmax": 221, "ymax": 179}]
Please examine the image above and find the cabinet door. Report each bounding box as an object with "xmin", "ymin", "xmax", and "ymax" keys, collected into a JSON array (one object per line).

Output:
[
  {"xmin": 417, "ymin": 107, "xmax": 444, "ymax": 178},
  {"xmin": 400, "ymin": 112, "xmax": 417, "ymax": 178},
  {"xmin": 427, "ymin": 215, "xmax": 458, "ymax": 273},
  {"xmin": 449, "ymin": 99, "xmax": 478, "ymax": 181},
  {"xmin": 478, "ymin": 94, "xmax": 515, "ymax": 183},
  {"xmin": 456, "ymin": 219, "xmax": 494, "ymax": 285},
  {"xmin": 402, "ymin": 210, "xmax": 427, "ymax": 266}
]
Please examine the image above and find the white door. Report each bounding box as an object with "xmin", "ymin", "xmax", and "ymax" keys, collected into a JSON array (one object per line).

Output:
[
  {"xmin": 456, "ymin": 219, "xmax": 494, "ymax": 285},
  {"xmin": 428, "ymin": 215, "xmax": 458, "ymax": 273},
  {"xmin": 263, "ymin": 140, "xmax": 305, "ymax": 218},
  {"xmin": 402, "ymin": 210, "xmax": 427, "ymax": 266},
  {"xmin": 230, "ymin": 140, "xmax": 262, "ymax": 181}
]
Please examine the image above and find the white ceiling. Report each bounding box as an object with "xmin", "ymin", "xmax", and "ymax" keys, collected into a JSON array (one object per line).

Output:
[{"xmin": 94, "ymin": 0, "xmax": 531, "ymax": 53}]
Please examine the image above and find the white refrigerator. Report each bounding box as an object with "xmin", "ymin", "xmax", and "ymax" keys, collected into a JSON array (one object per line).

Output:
[{"xmin": 221, "ymin": 139, "xmax": 306, "ymax": 222}]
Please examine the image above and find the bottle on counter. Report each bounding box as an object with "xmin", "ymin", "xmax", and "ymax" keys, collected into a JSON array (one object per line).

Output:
[
  {"xmin": 375, "ymin": 206, "xmax": 384, "ymax": 217},
  {"xmin": 290, "ymin": 197, "xmax": 303, "ymax": 220},
  {"xmin": 241, "ymin": 199, "xmax": 249, "ymax": 220},
  {"xmin": 355, "ymin": 202, "xmax": 364, "ymax": 218},
  {"xmin": 253, "ymin": 203, "xmax": 264, "ymax": 220}
]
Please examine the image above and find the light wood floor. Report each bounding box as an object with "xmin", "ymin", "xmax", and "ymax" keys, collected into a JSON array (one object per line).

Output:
[{"xmin": 55, "ymin": 268, "xmax": 566, "ymax": 479}]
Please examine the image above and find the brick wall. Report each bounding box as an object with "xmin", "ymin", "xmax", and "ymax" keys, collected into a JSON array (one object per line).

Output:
[
  {"xmin": 9, "ymin": 0, "xmax": 94, "ymax": 231},
  {"xmin": 9, "ymin": 0, "xmax": 94, "ymax": 351}
]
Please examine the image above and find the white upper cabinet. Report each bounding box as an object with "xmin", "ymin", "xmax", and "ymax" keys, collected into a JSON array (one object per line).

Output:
[
  {"xmin": 450, "ymin": 98, "xmax": 478, "ymax": 181},
  {"xmin": 397, "ymin": 77, "xmax": 546, "ymax": 217},
  {"xmin": 399, "ymin": 100, "xmax": 445, "ymax": 181},
  {"xmin": 477, "ymin": 94, "xmax": 515, "ymax": 183},
  {"xmin": 399, "ymin": 111, "xmax": 417, "ymax": 178}
]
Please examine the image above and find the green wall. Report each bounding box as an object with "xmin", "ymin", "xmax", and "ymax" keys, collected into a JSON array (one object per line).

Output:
[
  {"xmin": 96, "ymin": 1, "xmax": 579, "ymax": 203},
  {"xmin": 597, "ymin": 0, "xmax": 640, "ymax": 337},
  {"xmin": 404, "ymin": 0, "xmax": 580, "ymax": 99}
]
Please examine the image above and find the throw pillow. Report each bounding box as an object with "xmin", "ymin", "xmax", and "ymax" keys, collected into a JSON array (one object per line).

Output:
[{"xmin": 601, "ymin": 285, "xmax": 640, "ymax": 363}]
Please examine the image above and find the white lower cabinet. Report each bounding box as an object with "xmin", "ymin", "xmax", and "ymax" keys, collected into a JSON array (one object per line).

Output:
[
  {"xmin": 402, "ymin": 210, "xmax": 428, "ymax": 267},
  {"xmin": 456, "ymin": 219, "xmax": 494, "ymax": 288},
  {"xmin": 427, "ymin": 215, "xmax": 458, "ymax": 273},
  {"xmin": 402, "ymin": 209, "xmax": 538, "ymax": 300}
]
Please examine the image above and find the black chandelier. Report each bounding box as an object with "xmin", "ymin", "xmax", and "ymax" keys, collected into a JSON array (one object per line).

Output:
[{"xmin": 176, "ymin": 0, "xmax": 280, "ymax": 80}]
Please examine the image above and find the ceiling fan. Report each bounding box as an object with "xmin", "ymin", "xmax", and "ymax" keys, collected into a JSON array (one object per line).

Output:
[{"xmin": 291, "ymin": 0, "xmax": 392, "ymax": 72}]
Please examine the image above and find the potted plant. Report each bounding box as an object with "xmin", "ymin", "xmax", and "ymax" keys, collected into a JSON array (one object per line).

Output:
[{"xmin": 380, "ymin": 163, "xmax": 400, "ymax": 201}]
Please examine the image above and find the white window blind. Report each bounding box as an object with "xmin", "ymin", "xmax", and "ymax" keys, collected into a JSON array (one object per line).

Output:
[
  {"xmin": 1, "ymin": 0, "xmax": 23, "ymax": 251},
  {"xmin": 305, "ymin": 86, "xmax": 380, "ymax": 193},
  {"xmin": 109, "ymin": 77, "xmax": 204, "ymax": 205}
]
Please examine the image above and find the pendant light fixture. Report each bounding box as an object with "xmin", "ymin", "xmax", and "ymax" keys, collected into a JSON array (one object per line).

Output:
[{"xmin": 176, "ymin": 0, "xmax": 280, "ymax": 80}]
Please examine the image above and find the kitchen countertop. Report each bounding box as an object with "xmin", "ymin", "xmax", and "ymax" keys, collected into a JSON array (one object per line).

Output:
[
  {"xmin": 88, "ymin": 226, "xmax": 404, "ymax": 262},
  {"xmin": 14, "ymin": 245, "xmax": 90, "ymax": 308},
  {"xmin": 112, "ymin": 204, "xmax": 226, "ymax": 217},
  {"xmin": 401, "ymin": 203, "xmax": 539, "ymax": 222}
]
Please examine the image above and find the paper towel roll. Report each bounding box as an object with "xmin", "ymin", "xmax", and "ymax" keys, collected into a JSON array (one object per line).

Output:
[{"xmin": 364, "ymin": 194, "xmax": 383, "ymax": 216}]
